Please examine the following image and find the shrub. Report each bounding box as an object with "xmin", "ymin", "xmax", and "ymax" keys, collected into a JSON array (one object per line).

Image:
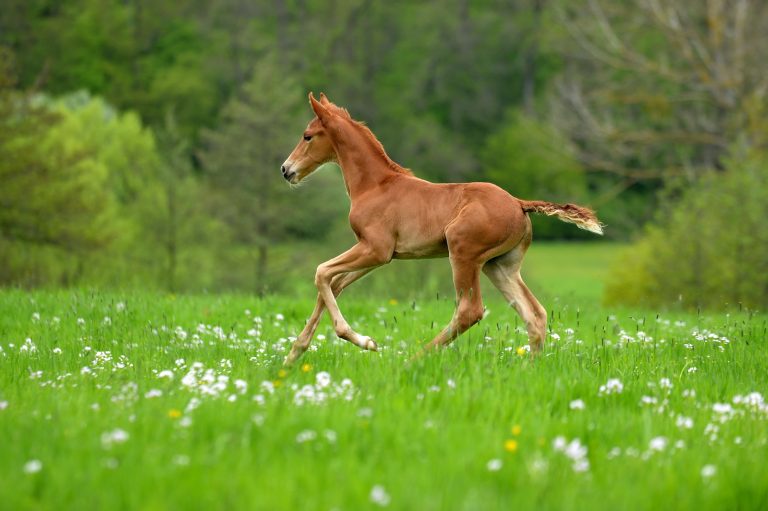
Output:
[{"xmin": 605, "ymin": 149, "xmax": 768, "ymax": 309}]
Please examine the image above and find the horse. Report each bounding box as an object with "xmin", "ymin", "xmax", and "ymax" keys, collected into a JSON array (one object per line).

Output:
[{"xmin": 281, "ymin": 92, "xmax": 603, "ymax": 365}]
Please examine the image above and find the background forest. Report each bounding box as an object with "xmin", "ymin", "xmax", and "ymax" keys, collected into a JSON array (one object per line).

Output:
[{"xmin": 2, "ymin": 0, "xmax": 767, "ymax": 308}]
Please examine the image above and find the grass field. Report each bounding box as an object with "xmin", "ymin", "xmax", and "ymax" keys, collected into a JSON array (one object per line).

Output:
[{"xmin": 1, "ymin": 243, "xmax": 767, "ymax": 510}]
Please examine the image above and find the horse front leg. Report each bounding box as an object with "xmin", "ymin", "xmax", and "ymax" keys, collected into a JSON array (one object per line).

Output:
[
  {"xmin": 314, "ymin": 242, "xmax": 390, "ymax": 352},
  {"xmin": 285, "ymin": 268, "xmax": 374, "ymax": 365}
]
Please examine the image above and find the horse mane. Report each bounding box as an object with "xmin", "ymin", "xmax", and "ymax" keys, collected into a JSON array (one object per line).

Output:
[{"xmin": 327, "ymin": 103, "xmax": 413, "ymax": 176}]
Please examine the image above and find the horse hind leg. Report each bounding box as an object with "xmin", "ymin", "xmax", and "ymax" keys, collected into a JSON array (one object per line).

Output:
[
  {"xmin": 422, "ymin": 257, "xmax": 485, "ymax": 351},
  {"xmin": 483, "ymin": 247, "xmax": 547, "ymax": 354}
]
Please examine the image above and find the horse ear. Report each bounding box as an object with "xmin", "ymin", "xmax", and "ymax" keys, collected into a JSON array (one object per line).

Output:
[
  {"xmin": 319, "ymin": 92, "xmax": 331, "ymax": 105},
  {"xmin": 309, "ymin": 92, "xmax": 332, "ymax": 124}
]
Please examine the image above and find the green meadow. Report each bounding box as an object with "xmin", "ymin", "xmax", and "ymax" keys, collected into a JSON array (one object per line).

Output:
[{"xmin": 1, "ymin": 242, "xmax": 766, "ymax": 510}]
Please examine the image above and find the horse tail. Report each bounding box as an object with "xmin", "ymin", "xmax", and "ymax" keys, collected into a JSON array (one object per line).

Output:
[{"xmin": 519, "ymin": 200, "xmax": 604, "ymax": 235}]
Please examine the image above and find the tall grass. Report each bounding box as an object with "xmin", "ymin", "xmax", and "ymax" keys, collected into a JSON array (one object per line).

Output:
[{"xmin": 1, "ymin": 288, "xmax": 766, "ymax": 510}]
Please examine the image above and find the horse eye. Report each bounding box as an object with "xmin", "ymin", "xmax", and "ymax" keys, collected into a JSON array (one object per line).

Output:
[{"xmin": 303, "ymin": 135, "xmax": 312, "ymax": 142}]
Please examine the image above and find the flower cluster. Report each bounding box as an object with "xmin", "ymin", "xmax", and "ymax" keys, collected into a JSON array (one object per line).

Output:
[{"xmin": 553, "ymin": 436, "xmax": 590, "ymax": 473}]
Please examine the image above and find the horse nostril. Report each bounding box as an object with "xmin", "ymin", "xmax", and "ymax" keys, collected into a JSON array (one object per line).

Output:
[{"xmin": 281, "ymin": 165, "xmax": 288, "ymax": 176}]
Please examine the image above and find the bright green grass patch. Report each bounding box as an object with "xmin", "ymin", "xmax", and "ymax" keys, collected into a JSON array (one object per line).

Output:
[
  {"xmin": 524, "ymin": 241, "xmax": 623, "ymax": 303},
  {"xmin": 0, "ymin": 289, "xmax": 766, "ymax": 510}
]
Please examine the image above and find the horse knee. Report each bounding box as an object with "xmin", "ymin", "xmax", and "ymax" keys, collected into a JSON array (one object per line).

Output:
[{"xmin": 314, "ymin": 265, "xmax": 330, "ymax": 288}]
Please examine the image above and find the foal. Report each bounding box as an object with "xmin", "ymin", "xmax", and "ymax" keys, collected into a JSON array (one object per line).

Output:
[{"xmin": 282, "ymin": 93, "xmax": 602, "ymax": 365}]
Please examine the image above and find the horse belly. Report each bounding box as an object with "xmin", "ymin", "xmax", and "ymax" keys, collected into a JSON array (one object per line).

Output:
[
  {"xmin": 392, "ymin": 232, "xmax": 448, "ymax": 259},
  {"xmin": 392, "ymin": 245, "xmax": 448, "ymax": 260}
]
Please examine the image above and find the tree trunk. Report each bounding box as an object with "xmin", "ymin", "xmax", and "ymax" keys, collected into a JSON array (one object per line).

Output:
[
  {"xmin": 522, "ymin": 0, "xmax": 543, "ymax": 116},
  {"xmin": 166, "ymin": 183, "xmax": 177, "ymax": 293},
  {"xmin": 256, "ymin": 244, "xmax": 268, "ymax": 295}
]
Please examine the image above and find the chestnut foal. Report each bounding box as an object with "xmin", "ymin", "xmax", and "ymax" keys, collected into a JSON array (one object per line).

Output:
[{"xmin": 282, "ymin": 93, "xmax": 602, "ymax": 365}]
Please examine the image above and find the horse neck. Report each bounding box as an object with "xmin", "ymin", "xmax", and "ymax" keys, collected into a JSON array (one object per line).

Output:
[{"xmin": 330, "ymin": 123, "xmax": 398, "ymax": 200}]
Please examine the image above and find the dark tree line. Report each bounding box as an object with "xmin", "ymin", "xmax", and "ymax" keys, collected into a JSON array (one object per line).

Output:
[{"xmin": 1, "ymin": 0, "xmax": 766, "ymax": 300}]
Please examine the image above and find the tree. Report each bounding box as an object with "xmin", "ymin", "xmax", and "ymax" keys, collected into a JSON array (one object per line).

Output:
[
  {"xmin": 0, "ymin": 50, "xmax": 117, "ymax": 264},
  {"xmin": 199, "ymin": 54, "xmax": 347, "ymax": 294},
  {"xmin": 605, "ymin": 147, "xmax": 768, "ymax": 309},
  {"xmin": 551, "ymin": 0, "xmax": 768, "ymax": 182}
]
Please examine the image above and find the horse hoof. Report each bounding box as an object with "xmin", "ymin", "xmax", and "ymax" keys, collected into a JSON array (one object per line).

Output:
[{"xmin": 360, "ymin": 336, "xmax": 378, "ymax": 351}]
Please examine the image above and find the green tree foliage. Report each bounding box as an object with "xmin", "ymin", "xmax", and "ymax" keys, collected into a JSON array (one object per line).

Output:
[
  {"xmin": 199, "ymin": 55, "xmax": 348, "ymax": 294},
  {"xmin": 551, "ymin": 0, "xmax": 768, "ymax": 181},
  {"xmin": 605, "ymin": 149, "xmax": 768, "ymax": 309},
  {"xmin": 0, "ymin": 63, "xmax": 167, "ymax": 286},
  {"xmin": 7, "ymin": 1, "xmax": 765, "ymax": 296},
  {"xmin": 0, "ymin": 52, "xmax": 120, "ymax": 284}
]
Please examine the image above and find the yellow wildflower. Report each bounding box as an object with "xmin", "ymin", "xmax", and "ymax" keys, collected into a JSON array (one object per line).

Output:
[
  {"xmin": 301, "ymin": 363, "xmax": 312, "ymax": 373},
  {"xmin": 504, "ymin": 439, "xmax": 518, "ymax": 452},
  {"xmin": 167, "ymin": 409, "xmax": 182, "ymax": 419},
  {"xmin": 273, "ymin": 379, "xmax": 282, "ymax": 388},
  {"xmin": 277, "ymin": 369, "xmax": 288, "ymax": 379},
  {"xmin": 388, "ymin": 298, "xmax": 398, "ymax": 305},
  {"xmin": 511, "ymin": 424, "xmax": 522, "ymax": 436},
  {"xmin": 516, "ymin": 346, "xmax": 527, "ymax": 356}
]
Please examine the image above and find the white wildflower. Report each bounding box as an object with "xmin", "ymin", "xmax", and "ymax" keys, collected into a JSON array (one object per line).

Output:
[
  {"xmin": 572, "ymin": 459, "xmax": 590, "ymax": 472},
  {"xmin": 554, "ymin": 436, "xmax": 590, "ymax": 473},
  {"xmin": 316, "ymin": 371, "xmax": 331, "ymax": 388},
  {"xmin": 569, "ymin": 399, "xmax": 586, "ymax": 410},
  {"xmin": 234, "ymin": 379, "xmax": 248, "ymax": 394},
  {"xmin": 296, "ymin": 430, "xmax": 317, "ymax": 443},
  {"xmin": 649, "ymin": 437, "xmax": 668, "ymax": 451},
  {"xmin": 23, "ymin": 460, "xmax": 43, "ymax": 474},
  {"xmin": 260, "ymin": 381, "xmax": 275, "ymax": 395},
  {"xmin": 599, "ymin": 378, "xmax": 624, "ymax": 396},
  {"xmin": 101, "ymin": 428, "xmax": 130, "ymax": 448},
  {"xmin": 701, "ymin": 464, "xmax": 716, "ymax": 478},
  {"xmin": 486, "ymin": 459, "xmax": 503, "ymax": 472},
  {"xmin": 370, "ymin": 485, "xmax": 391, "ymax": 507}
]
